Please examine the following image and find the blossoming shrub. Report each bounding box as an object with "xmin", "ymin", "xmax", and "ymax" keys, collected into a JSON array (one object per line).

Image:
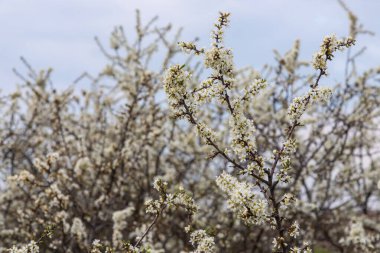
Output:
[
  {"xmin": 0, "ymin": 12, "xmax": 217, "ymax": 253},
  {"xmin": 1, "ymin": 3, "xmax": 380, "ymax": 253}
]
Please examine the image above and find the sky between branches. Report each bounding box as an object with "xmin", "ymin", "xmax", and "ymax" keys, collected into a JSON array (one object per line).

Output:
[{"xmin": 0, "ymin": 0, "xmax": 379, "ymax": 92}]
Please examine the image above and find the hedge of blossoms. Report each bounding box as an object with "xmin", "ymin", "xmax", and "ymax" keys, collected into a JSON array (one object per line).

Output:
[{"xmin": 2, "ymin": 2, "xmax": 380, "ymax": 253}]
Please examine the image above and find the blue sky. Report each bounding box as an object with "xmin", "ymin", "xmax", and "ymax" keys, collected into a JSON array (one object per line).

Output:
[{"xmin": 0, "ymin": 0, "xmax": 379, "ymax": 92}]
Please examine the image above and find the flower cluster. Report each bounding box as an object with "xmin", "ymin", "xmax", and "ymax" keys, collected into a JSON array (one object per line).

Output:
[
  {"xmin": 287, "ymin": 87, "xmax": 332, "ymax": 124},
  {"xmin": 178, "ymin": 41, "xmax": 205, "ymax": 55},
  {"xmin": 70, "ymin": 217, "xmax": 87, "ymax": 244},
  {"xmin": 204, "ymin": 47, "xmax": 234, "ymax": 77},
  {"xmin": 241, "ymin": 79, "xmax": 267, "ymax": 101},
  {"xmin": 339, "ymin": 219, "xmax": 375, "ymax": 252},
  {"xmin": 8, "ymin": 241, "xmax": 39, "ymax": 253},
  {"xmin": 211, "ymin": 12, "xmax": 230, "ymax": 45},
  {"xmin": 146, "ymin": 178, "xmax": 198, "ymax": 216},
  {"xmin": 163, "ymin": 64, "xmax": 190, "ymax": 110},
  {"xmin": 216, "ymin": 171, "xmax": 267, "ymax": 225},
  {"xmin": 112, "ymin": 205, "xmax": 135, "ymax": 248},
  {"xmin": 90, "ymin": 239, "xmax": 117, "ymax": 253},
  {"xmin": 289, "ymin": 221, "xmax": 300, "ymax": 238},
  {"xmin": 229, "ymin": 108, "xmax": 257, "ymax": 161},
  {"xmin": 196, "ymin": 122, "xmax": 217, "ymax": 145},
  {"xmin": 7, "ymin": 170, "xmax": 35, "ymax": 187},
  {"xmin": 190, "ymin": 230, "xmax": 216, "ymax": 253},
  {"xmin": 312, "ymin": 34, "xmax": 355, "ymax": 72},
  {"xmin": 277, "ymin": 139, "xmax": 297, "ymax": 183}
]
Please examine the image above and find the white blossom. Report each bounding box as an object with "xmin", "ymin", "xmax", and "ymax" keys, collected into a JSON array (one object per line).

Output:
[
  {"xmin": 204, "ymin": 47, "xmax": 234, "ymax": 77},
  {"xmin": 163, "ymin": 64, "xmax": 190, "ymax": 111},
  {"xmin": 288, "ymin": 87, "xmax": 332, "ymax": 123},
  {"xmin": 112, "ymin": 205, "xmax": 135, "ymax": 247},
  {"xmin": 216, "ymin": 171, "xmax": 267, "ymax": 225},
  {"xmin": 190, "ymin": 230, "xmax": 216, "ymax": 253},
  {"xmin": 8, "ymin": 241, "xmax": 39, "ymax": 253},
  {"xmin": 70, "ymin": 217, "xmax": 87, "ymax": 244}
]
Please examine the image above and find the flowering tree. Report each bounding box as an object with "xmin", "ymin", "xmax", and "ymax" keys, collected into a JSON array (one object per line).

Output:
[
  {"xmin": 165, "ymin": 4, "xmax": 380, "ymax": 252},
  {"xmin": 1, "ymin": 2, "xmax": 380, "ymax": 253},
  {"xmin": 0, "ymin": 12, "xmax": 214, "ymax": 253}
]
